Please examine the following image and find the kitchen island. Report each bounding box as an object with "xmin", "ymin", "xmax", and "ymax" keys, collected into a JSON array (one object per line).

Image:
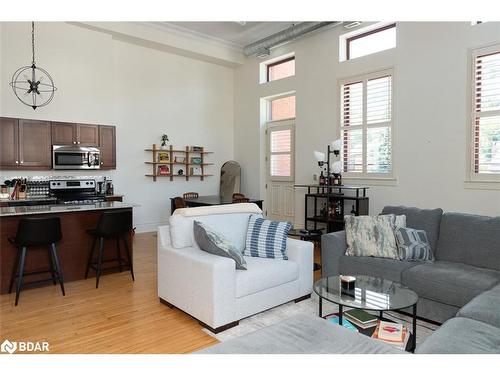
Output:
[{"xmin": 0, "ymin": 201, "xmax": 137, "ymax": 294}]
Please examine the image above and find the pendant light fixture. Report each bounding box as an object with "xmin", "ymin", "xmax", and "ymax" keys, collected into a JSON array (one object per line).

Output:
[{"xmin": 9, "ymin": 22, "xmax": 56, "ymax": 110}]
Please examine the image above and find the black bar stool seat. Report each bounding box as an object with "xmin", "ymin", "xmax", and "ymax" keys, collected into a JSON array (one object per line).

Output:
[
  {"xmin": 8, "ymin": 216, "xmax": 65, "ymax": 306},
  {"xmin": 85, "ymin": 209, "xmax": 134, "ymax": 288}
]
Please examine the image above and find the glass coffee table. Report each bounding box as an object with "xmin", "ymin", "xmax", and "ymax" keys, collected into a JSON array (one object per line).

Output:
[{"xmin": 313, "ymin": 275, "xmax": 418, "ymax": 352}]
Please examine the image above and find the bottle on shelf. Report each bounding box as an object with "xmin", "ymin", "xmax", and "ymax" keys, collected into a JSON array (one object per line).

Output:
[
  {"xmin": 319, "ymin": 171, "xmax": 326, "ymax": 185},
  {"xmin": 350, "ymin": 205, "xmax": 356, "ymax": 215}
]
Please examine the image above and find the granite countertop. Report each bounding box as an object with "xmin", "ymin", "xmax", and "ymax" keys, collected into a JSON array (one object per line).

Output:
[{"xmin": 0, "ymin": 201, "xmax": 138, "ymax": 217}]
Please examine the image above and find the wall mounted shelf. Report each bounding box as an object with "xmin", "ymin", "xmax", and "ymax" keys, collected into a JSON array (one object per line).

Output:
[{"xmin": 145, "ymin": 144, "xmax": 213, "ymax": 182}]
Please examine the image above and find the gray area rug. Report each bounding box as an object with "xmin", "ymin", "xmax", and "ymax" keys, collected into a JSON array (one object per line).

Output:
[{"xmin": 202, "ymin": 293, "xmax": 438, "ymax": 347}]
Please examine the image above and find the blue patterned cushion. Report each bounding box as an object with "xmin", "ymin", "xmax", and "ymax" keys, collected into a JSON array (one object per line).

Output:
[
  {"xmin": 244, "ymin": 215, "xmax": 292, "ymax": 260},
  {"xmin": 394, "ymin": 227, "xmax": 434, "ymax": 261}
]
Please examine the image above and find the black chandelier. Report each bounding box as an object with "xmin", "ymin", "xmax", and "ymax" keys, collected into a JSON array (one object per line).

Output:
[{"xmin": 9, "ymin": 22, "xmax": 57, "ymax": 110}]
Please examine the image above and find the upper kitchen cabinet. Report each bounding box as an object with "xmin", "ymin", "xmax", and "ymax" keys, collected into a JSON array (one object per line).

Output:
[
  {"xmin": 99, "ymin": 125, "xmax": 116, "ymax": 170},
  {"xmin": 0, "ymin": 117, "xmax": 51, "ymax": 169},
  {"xmin": 0, "ymin": 117, "xmax": 19, "ymax": 167},
  {"xmin": 51, "ymin": 122, "xmax": 99, "ymax": 147}
]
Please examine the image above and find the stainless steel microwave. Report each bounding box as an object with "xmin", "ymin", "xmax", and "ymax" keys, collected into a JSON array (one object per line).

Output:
[{"xmin": 52, "ymin": 145, "xmax": 100, "ymax": 170}]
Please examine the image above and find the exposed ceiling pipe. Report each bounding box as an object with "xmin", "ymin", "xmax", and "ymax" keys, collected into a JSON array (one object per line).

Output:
[{"xmin": 243, "ymin": 21, "xmax": 342, "ymax": 57}]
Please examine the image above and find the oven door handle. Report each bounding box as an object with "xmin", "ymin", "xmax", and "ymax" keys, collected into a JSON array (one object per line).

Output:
[{"xmin": 87, "ymin": 152, "xmax": 92, "ymax": 167}]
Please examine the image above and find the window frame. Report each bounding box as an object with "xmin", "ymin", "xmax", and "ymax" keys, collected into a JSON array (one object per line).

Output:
[
  {"xmin": 468, "ymin": 43, "xmax": 500, "ymax": 182},
  {"xmin": 338, "ymin": 68, "xmax": 395, "ymax": 179},
  {"xmin": 266, "ymin": 56, "xmax": 295, "ymax": 83},
  {"xmin": 345, "ymin": 23, "xmax": 396, "ymax": 61}
]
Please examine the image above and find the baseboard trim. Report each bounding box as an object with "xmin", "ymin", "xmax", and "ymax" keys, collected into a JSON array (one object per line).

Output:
[{"xmin": 294, "ymin": 294, "xmax": 311, "ymax": 303}]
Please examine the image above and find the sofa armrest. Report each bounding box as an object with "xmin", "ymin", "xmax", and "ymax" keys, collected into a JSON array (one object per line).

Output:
[
  {"xmin": 286, "ymin": 237, "xmax": 314, "ymax": 296},
  {"xmin": 157, "ymin": 225, "xmax": 237, "ymax": 328},
  {"xmin": 321, "ymin": 230, "xmax": 347, "ymax": 277}
]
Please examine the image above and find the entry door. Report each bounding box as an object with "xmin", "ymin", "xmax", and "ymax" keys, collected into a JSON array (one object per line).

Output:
[{"xmin": 266, "ymin": 119, "xmax": 295, "ymax": 222}]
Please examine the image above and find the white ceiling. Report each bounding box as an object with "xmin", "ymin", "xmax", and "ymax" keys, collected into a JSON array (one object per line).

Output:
[{"xmin": 163, "ymin": 22, "xmax": 295, "ymax": 48}]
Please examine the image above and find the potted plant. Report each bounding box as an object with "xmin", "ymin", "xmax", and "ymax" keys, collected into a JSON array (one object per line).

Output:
[{"xmin": 160, "ymin": 134, "xmax": 169, "ymax": 150}]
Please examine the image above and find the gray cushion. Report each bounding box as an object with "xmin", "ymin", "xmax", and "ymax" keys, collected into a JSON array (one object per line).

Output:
[
  {"xmin": 193, "ymin": 221, "xmax": 247, "ymax": 270},
  {"xmin": 381, "ymin": 206, "xmax": 443, "ymax": 253},
  {"xmin": 339, "ymin": 255, "xmax": 420, "ymax": 283},
  {"xmin": 435, "ymin": 212, "xmax": 500, "ymax": 270},
  {"xmin": 402, "ymin": 261, "xmax": 500, "ymax": 307},
  {"xmin": 198, "ymin": 314, "xmax": 402, "ymax": 354},
  {"xmin": 457, "ymin": 283, "xmax": 500, "ymax": 329},
  {"xmin": 416, "ymin": 317, "xmax": 500, "ymax": 354}
]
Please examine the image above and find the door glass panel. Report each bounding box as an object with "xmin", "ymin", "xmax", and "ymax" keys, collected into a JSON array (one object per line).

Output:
[
  {"xmin": 271, "ymin": 130, "xmax": 291, "ymax": 153},
  {"xmin": 270, "ymin": 154, "xmax": 291, "ymax": 177}
]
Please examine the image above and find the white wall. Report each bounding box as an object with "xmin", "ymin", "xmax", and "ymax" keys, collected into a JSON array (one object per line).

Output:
[
  {"xmin": 0, "ymin": 22, "xmax": 234, "ymax": 232},
  {"xmin": 233, "ymin": 21, "xmax": 500, "ymax": 224}
]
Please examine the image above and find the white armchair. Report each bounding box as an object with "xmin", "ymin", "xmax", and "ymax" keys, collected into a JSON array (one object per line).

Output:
[{"xmin": 157, "ymin": 207, "xmax": 314, "ymax": 333}]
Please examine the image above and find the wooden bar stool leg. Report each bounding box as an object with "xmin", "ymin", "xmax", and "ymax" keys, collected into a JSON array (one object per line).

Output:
[
  {"xmin": 8, "ymin": 248, "xmax": 21, "ymax": 294},
  {"xmin": 96, "ymin": 237, "xmax": 105, "ymax": 288},
  {"xmin": 122, "ymin": 235, "xmax": 134, "ymax": 281},
  {"xmin": 85, "ymin": 237, "xmax": 97, "ymax": 279},
  {"xmin": 15, "ymin": 247, "xmax": 27, "ymax": 306},
  {"xmin": 50, "ymin": 243, "xmax": 65, "ymax": 296},
  {"xmin": 47, "ymin": 246, "xmax": 57, "ymax": 285},
  {"xmin": 116, "ymin": 237, "xmax": 123, "ymax": 272}
]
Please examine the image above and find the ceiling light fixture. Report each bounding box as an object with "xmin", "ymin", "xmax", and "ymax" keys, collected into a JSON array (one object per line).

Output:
[{"xmin": 9, "ymin": 22, "xmax": 57, "ymax": 110}]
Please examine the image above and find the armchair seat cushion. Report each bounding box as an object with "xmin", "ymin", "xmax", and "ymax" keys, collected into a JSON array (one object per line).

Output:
[
  {"xmin": 402, "ymin": 261, "xmax": 500, "ymax": 307},
  {"xmin": 339, "ymin": 255, "xmax": 421, "ymax": 283},
  {"xmin": 457, "ymin": 283, "xmax": 500, "ymax": 329},
  {"xmin": 236, "ymin": 257, "xmax": 299, "ymax": 298}
]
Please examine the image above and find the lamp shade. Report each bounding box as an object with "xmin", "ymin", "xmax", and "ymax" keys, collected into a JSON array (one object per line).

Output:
[
  {"xmin": 331, "ymin": 161, "xmax": 343, "ymax": 174},
  {"xmin": 314, "ymin": 151, "xmax": 325, "ymax": 162},
  {"xmin": 331, "ymin": 139, "xmax": 342, "ymax": 152}
]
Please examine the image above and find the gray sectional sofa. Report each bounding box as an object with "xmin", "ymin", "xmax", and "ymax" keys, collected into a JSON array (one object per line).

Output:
[{"xmin": 322, "ymin": 206, "xmax": 500, "ymax": 323}]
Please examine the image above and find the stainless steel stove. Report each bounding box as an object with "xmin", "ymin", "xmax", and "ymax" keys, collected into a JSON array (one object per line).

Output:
[{"xmin": 49, "ymin": 179, "xmax": 106, "ymax": 205}]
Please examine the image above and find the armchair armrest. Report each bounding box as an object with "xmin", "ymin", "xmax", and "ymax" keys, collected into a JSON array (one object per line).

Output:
[
  {"xmin": 286, "ymin": 237, "xmax": 314, "ymax": 296},
  {"xmin": 157, "ymin": 225, "xmax": 237, "ymax": 328},
  {"xmin": 321, "ymin": 230, "xmax": 347, "ymax": 277}
]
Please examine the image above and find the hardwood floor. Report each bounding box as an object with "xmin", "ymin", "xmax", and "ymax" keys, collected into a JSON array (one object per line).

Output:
[{"xmin": 0, "ymin": 232, "xmax": 217, "ymax": 354}]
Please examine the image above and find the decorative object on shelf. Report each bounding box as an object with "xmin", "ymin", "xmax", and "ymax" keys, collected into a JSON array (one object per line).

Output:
[
  {"xmin": 9, "ymin": 22, "xmax": 57, "ymax": 110},
  {"xmin": 340, "ymin": 275, "xmax": 356, "ymax": 296},
  {"xmin": 190, "ymin": 166, "xmax": 202, "ymax": 176},
  {"xmin": 191, "ymin": 156, "xmax": 202, "ymax": 165},
  {"xmin": 190, "ymin": 146, "xmax": 203, "ymax": 152},
  {"xmin": 178, "ymin": 169, "xmax": 184, "ymax": 176},
  {"xmin": 160, "ymin": 134, "xmax": 169, "ymax": 150},
  {"xmin": 313, "ymin": 138, "xmax": 342, "ymax": 187},
  {"xmin": 174, "ymin": 156, "xmax": 185, "ymax": 163},
  {"xmin": 158, "ymin": 151, "xmax": 170, "ymax": 163},
  {"xmin": 158, "ymin": 165, "xmax": 170, "ymax": 175}
]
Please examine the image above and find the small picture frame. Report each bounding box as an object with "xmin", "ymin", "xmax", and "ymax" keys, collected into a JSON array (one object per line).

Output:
[
  {"xmin": 157, "ymin": 165, "xmax": 170, "ymax": 175},
  {"xmin": 190, "ymin": 146, "xmax": 203, "ymax": 152},
  {"xmin": 158, "ymin": 151, "xmax": 170, "ymax": 163},
  {"xmin": 190, "ymin": 166, "xmax": 202, "ymax": 176}
]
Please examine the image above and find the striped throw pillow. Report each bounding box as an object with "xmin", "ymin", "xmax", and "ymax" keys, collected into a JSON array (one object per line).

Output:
[
  {"xmin": 244, "ymin": 215, "xmax": 292, "ymax": 260},
  {"xmin": 395, "ymin": 227, "xmax": 434, "ymax": 261}
]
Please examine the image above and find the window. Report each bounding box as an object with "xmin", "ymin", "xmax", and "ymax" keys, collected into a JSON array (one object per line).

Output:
[
  {"xmin": 340, "ymin": 70, "xmax": 393, "ymax": 176},
  {"xmin": 269, "ymin": 95, "xmax": 296, "ymax": 121},
  {"xmin": 268, "ymin": 122, "xmax": 294, "ymax": 181},
  {"xmin": 267, "ymin": 56, "xmax": 295, "ymax": 82},
  {"xmin": 470, "ymin": 45, "xmax": 500, "ymax": 177},
  {"xmin": 345, "ymin": 24, "xmax": 396, "ymax": 61}
]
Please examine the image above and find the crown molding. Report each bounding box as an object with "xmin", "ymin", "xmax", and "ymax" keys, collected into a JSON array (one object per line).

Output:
[{"xmin": 140, "ymin": 22, "xmax": 244, "ymax": 52}]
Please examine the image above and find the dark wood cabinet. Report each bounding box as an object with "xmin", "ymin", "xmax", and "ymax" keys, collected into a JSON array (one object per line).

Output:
[
  {"xmin": 99, "ymin": 125, "xmax": 116, "ymax": 169},
  {"xmin": 51, "ymin": 122, "xmax": 99, "ymax": 147},
  {"xmin": 18, "ymin": 119, "xmax": 52, "ymax": 168},
  {"xmin": 0, "ymin": 117, "xmax": 19, "ymax": 168},
  {"xmin": 2, "ymin": 117, "xmax": 116, "ymax": 170},
  {"xmin": 51, "ymin": 122, "xmax": 76, "ymax": 145},
  {"xmin": 77, "ymin": 124, "xmax": 99, "ymax": 146},
  {"xmin": 1, "ymin": 117, "xmax": 51, "ymax": 170}
]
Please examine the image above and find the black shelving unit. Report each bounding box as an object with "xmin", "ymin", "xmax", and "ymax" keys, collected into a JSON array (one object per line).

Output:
[{"xmin": 295, "ymin": 184, "xmax": 369, "ymax": 233}]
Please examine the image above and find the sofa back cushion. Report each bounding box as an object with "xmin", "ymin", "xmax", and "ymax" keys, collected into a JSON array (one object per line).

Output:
[
  {"xmin": 381, "ymin": 206, "xmax": 443, "ymax": 252},
  {"xmin": 169, "ymin": 212, "xmax": 262, "ymax": 251},
  {"xmin": 435, "ymin": 213, "xmax": 500, "ymax": 270}
]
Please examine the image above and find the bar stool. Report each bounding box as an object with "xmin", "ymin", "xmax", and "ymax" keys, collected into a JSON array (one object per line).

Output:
[
  {"xmin": 8, "ymin": 217, "xmax": 65, "ymax": 306},
  {"xmin": 85, "ymin": 210, "xmax": 134, "ymax": 288}
]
